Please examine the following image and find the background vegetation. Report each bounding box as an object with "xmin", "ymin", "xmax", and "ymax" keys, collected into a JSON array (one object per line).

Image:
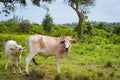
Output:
[
  {"xmin": 0, "ymin": 0, "xmax": 120, "ymax": 80},
  {"xmin": 0, "ymin": 17, "xmax": 120, "ymax": 80}
]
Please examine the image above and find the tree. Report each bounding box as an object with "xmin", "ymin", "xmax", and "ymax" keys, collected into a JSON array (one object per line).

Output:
[
  {"xmin": 113, "ymin": 25, "xmax": 120, "ymax": 35},
  {"xmin": 0, "ymin": 0, "xmax": 27, "ymax": 16},
  {"xmin": 1, "ymin": 0, "xmax": 95, "ymax": 38},
  {"xmin": 18, "ymin": 19, "xmax": 31, "ymax": 33},
  {"xmin": 0, "ymin": 0, "xmax": 53, "ymax": 16},
  {"xmin": 42, "ymin": 13, "xmax": 53, "ymax": 32},
  {"xmin": 65, "ymin": 0, "xmax": 95, "ymax": 38}
]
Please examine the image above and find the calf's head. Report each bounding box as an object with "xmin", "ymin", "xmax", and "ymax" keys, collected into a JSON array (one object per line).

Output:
[
  {"xmin": 10, "ymin": 45, "xmax": 26, "ymax": 53},
  {"xmin": 60, "ymin": 36, "xmax": 77, "ymax": 51}
]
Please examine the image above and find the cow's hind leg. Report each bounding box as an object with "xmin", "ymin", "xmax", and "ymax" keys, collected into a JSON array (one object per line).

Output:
[
  {"xmin": 26, "ymin": 52, "xmax": 37, "ymax": 76},
  {"xmin": 32, "ymin": 58, "xmax": 38, "ymax": 65}
]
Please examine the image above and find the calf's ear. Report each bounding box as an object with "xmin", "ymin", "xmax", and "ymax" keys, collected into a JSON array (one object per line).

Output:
[
  {"xmin": 10, "ymin": 48, "xmax": 15, "ymax": 50},
  {"xmin": 22, "ymin": 47, "xmax": 27, "ymax": 51},
  {"xmin": 71, "ymin": 40, "xmax": 78, "ymax": 44}
]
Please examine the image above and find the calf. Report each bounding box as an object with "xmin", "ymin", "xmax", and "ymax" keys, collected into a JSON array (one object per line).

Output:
[
  {"xmin": 5, "ymin": 40, "xmax": 26, "ymax": 74},
  {"xmin": 26, "ymin": 34, "xmax": 77, "ymax": 75}
]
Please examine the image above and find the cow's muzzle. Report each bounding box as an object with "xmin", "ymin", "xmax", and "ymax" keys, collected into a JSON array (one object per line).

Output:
[{"xmin": 65, "ymin": 48, "xmax": 69, "ymax": 51}]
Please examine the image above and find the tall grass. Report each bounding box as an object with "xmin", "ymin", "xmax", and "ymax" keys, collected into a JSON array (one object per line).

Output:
[{"xmin": 0, "ymin": 34, "xmax": 120, "ymax": 80}]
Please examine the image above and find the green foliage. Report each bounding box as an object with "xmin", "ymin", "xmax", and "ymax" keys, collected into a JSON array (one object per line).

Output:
[
  {"xmin": 30, "ymin": 24, "xmax": 45, "ymax": 34},
  {"xmin": 42, "ymin": 13, "xmax": 53, "ymax": 32},
  {"xmin": 50, "ymin": 25, "xmax": 75, "ymax": 37},
  {"xmin": 0, "ymin": 19, "xmax": 120, "ymax": 44},
  {"xmin": 17, "ymin": 20, "xmax": 32, "ymax": 34},
  {"xmin": 110, "ymin": 34, "xmax": 120, "ymax": 44},
  {"xmin": 0, "ymin": 34, "xmax": 120, "ymax": 80},
  {"xmin": 113, "ymin": 25, "xmax": 120, "ymax": 35}
]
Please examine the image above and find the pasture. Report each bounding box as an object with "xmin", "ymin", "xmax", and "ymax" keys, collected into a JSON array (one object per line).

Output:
[{"xmin": 0, "ymin": 34, "xmax": 120, "ymax": 80}]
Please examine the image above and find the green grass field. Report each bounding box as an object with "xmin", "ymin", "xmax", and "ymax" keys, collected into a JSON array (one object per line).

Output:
[{"xmin": 0, "ymin": 34, "xmax": 120, "ymax": 80}]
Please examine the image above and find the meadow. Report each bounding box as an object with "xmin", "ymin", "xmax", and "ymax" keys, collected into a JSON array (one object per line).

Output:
[{"xmin": 0, "ymin": 34, "xmax": 120, "ymax": 80}]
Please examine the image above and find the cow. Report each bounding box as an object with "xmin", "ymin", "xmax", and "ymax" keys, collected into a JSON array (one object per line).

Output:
[
  {"xmin": 25, "ymin": 34, "xmax": 77, "ymax": 76},
  {"xmin": 5, "ymin": 40, "xmax": 26, "ymax": 74}
]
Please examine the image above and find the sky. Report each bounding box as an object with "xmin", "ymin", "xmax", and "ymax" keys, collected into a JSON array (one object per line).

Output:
[{"xmin": 0, "ymin": 0, "xmax": 120, "ymax": 24}]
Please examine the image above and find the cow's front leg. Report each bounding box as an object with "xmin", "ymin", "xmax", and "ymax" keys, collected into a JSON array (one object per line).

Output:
[
  {"xmin": 11, "ymin": 59, "xmax": 16, "ymax": 74},
  {"xmin": 26, "ymin": 52, "xmax": 37, "ymax": 76},
  {"xmin": 56, "ymin": 57, "xmax": 60, "ymax": 73}
]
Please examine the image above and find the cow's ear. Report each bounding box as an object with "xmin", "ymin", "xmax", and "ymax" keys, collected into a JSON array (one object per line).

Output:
[
  {"xmin": 10, "ymin": 48, "xmax": 15, "ymax": 50},
  {"xmin": 71, "ymin": 40, "xmax": 77, "ymax": 44},
  {"xmin": 60, "ymin": 40, "xmax": 65, "ymax": 44}
]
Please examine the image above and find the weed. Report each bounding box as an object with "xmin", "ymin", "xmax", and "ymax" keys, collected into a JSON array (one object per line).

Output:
[
  {"xmin": 65, "ymin": 71, "xmax": 73, "ymax": 80},
  {"xmin": 109, "ymin": 71, "xmax": 115, "ymax": 77},
  {"xmin": 29, "ymin": 69, "xmax": 45, "ymax": 79},
  {"xmin": 55, "ymin": 74, "xmax": 62, "ymax": 80},
  {"xmin": 104, "ymin": 61, "xmax": 113, "ymax": 68},
  {"xmin": 98, "ymin": 71, "xmax": 104, "ymax": 77},
  {"xmin": 74, "ymin": 73, "xmax": 90, "ymax": 80}
]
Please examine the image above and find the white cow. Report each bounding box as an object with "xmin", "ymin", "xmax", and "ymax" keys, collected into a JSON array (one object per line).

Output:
[
  {"xmin": 26, "ymin": 34, "xmax": 77, "ymax": 76},
  {"xmin": 5, "ymin": 40, "xmax": 26, "ymax": 74}
]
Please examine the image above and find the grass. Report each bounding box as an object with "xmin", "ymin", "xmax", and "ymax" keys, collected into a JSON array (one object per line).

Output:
[{"xmin": 0, "ymin": 34, "xmax": 120, "ymax": 80}]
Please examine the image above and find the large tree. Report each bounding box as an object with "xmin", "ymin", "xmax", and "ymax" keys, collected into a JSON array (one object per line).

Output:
[
  {"xmin": 0, "ymin": 0, "xmax": 95, "ymax": 38},
  {"xmin": 65, "ymin": 0, "xmax": 95, "ymax": 38}
]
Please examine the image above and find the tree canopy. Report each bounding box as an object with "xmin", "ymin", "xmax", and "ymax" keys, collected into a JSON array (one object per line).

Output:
[{"xmin": 0, "ymin": 0, "xmax": 96, "ymax": 39}]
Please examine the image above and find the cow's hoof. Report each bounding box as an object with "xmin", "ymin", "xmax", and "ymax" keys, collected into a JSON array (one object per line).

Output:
[{"xmin": 26, "ymin": 74, "xmax": 29, "ymax": 76}]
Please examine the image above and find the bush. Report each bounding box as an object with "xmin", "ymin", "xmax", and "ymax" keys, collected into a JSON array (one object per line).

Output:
[{"xmin": 50, "ymin": 25, "xmax": 75, "ymax": 37}]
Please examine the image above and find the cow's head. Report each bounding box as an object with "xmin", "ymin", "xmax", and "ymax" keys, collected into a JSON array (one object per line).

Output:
[{"xmin": 60, "ymin": 36, "xmax": 77, "ymax": 51}]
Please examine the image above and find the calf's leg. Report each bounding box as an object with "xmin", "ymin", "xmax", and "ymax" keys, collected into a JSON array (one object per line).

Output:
[
  {"xmin": 5, "ymin": 55, "xmax": 9, "ymax": 69},
  {"xmin": 11, "ymin": 59, "xmax": 16, "ymax": 74},
  {"xmin": 17, "ymin": 57, "xmax": 22, "ymax": 74}
]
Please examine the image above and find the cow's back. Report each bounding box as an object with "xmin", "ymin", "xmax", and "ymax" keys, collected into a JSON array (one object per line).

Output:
[{"xmin": 27, "ymin": 34, "xmax": 60, "ymax": 56}]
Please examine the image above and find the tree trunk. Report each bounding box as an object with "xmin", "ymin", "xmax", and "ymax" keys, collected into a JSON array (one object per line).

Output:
[
  {"xmin": 76, "ymin": 10, "xmax": 83, "ymax": 39},
  {"xmin": 78, "ymin": 19, "xmax": 83, "ymax": 39},
  {"xmin": 70, "ymin": 2, "xmax": 84, "ymax": 39}
]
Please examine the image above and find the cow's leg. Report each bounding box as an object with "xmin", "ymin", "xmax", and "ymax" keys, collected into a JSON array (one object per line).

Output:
[
  {"xmin": 17, "ymin": 56, "xmax": 22, "ymax": 74},
  {"xmin": 5, "ymin": 54, "xmax": 9, "ymax": 69},
  {"xmin": 56, "ymin": 57, "xmax": 60, "ymax": 73},
  {"xmin": 11, "ymin": 58, "xmax": 16, "ymax": 74},
  {"xmin": 32, "ymin": 58, "xmax": 38, "ymax": 65},
  {"xmin": 26, "ymin": 52, "xmax": 37, "ymax": 76}
]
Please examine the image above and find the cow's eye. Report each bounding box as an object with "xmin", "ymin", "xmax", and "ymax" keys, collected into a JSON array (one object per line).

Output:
[{"xmin": 60, "ymin": 40, "xmax": 65, "ymax": 44}]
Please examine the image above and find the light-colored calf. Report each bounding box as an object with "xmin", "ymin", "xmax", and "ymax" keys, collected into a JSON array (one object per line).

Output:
[
  {"xmin": 5, "ymin": 40, "xmax": 26, "ymax": 74},
  {"xmin": 26, "ymin": 34, "xmax": 77, "ymax": 75}
]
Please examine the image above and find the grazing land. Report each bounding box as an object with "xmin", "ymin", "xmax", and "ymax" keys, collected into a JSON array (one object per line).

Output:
[{"xmin": 0, "ymin": 34, "xmax": 120, "ymax": 80}]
